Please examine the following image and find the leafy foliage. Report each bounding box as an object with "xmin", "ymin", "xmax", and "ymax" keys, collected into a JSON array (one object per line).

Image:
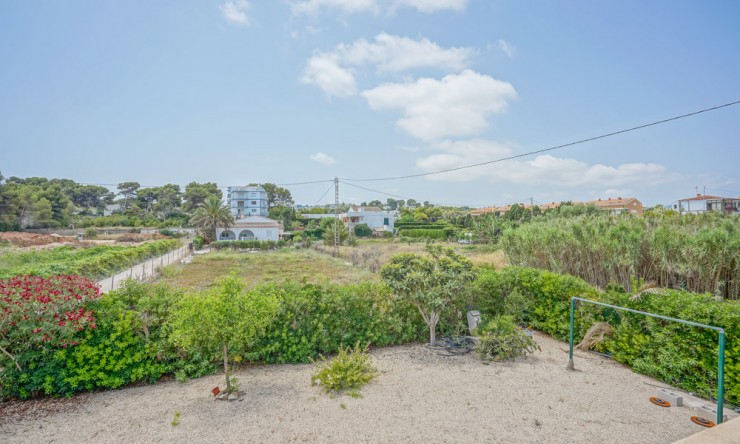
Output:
[
  {"xmin": 474, "ymin": 315, "xmax": 540, "ymax": 362},
  {"xmin": 0, "ymin": 239, "xmax": 180, "ymax": 280},
  {"xmin": 170, "ymin": 274, "xmax": 279, "ymax": 393},
  {"xmin": 311, "ymin": 342, "xmax": 378, "ymax": 397},
  {"xmin": 188, "ymin": 196, "xmax": 234, "ymax": 243},
  {"xmin": 500, "ymin": 211, "xmax": 740, "ymax": 299},
  {"xmin": 381, "ymin": 244, "xmax": 475, "ymax": 344},
  {"xmin": 474, "ymin": 266, "xmax": 740, "ymax": 405},
  {"xmin": 0, "ymin": 275, "xmax": 101, "ymax": 373},
  {"xmin": 210, "ymin": 240, "xmax": 285, "ymax": 250}
]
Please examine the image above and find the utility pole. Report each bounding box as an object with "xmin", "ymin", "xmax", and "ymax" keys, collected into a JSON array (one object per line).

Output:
[{"xmin": 334, "ymin": 177, "xmax": 340, "ymax": 256}]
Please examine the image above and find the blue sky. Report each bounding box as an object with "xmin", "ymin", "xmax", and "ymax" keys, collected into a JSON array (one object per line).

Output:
[{"xmin": 1, "ymin": 0, "xmax": 738, "ymax": 207}]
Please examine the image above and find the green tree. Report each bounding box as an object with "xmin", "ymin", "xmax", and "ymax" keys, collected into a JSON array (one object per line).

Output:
[
  {"xmin": 262, "ymin": 183, "xmax": 294, "ymax": 208},
  {"xmin": 170, "ymin": 275, "xmax": 279, "ymax": 394},
  {"xmin": 184, "ymin": 182, "xmax": 222, "ymax": 212},
  {"xmin": 188, "ymin": 196, "xmax": 234, "ymax": 243},
  {"xmin": 117, "ymin": 182, "xmax": 140, "ymax": 210},
  {"xmin": 381, "ymin": 245, "xmax": 475, "ymax": 345}
]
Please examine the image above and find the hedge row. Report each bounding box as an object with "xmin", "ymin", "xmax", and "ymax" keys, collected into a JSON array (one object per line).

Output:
[
  {"xmin": 0, "ymin": 240, "xmax": 180, "ymax": 280},
  {"xmin": 473, "ymin": 267, "xmax": 740, "ymax": 405},
  {"xmin": 1, "ymin": 279, "xmax": 426, "ymax": 398},
  {"xmin": 397, "ymin": 228, "xmax": 451, "ymax": 239},
  {"xmin": 210, "ymin": 240, "xmax": 287, "ymax": 250}
]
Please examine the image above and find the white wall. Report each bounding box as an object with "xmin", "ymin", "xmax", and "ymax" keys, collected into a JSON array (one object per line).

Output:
[{"xmin": 216, "ymin": 226, "xmax": 278, "ymax": 241}]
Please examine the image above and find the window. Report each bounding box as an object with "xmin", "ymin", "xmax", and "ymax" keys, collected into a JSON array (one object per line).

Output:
[
  {"xmin": 237, "ymin": 201, "xmax": 244, "ymax": 207},
  {"xmin": 251, "ymin": 201, "xmax": 257, "ymax": 205},
  {"xmin": 383, "ymin": 218, "xmax": 389, "ymax": 225}
]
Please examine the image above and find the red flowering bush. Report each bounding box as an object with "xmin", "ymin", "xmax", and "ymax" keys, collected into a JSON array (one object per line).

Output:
[{"xmin": 0, "ymin": 275, "xmax": 101, "ymax": 371}]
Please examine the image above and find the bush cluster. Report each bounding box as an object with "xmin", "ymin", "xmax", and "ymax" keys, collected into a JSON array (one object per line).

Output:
[
  {"xmin": 311, "ymin": 342, "xmax": 378, "ymax": 397},
  {"xmin": 210, "ymin": 240, "xmax": 286, "ymax": 251},
  {"xmin": 474, "ymin": 315, "xmax": 540, "ymax": 362},
  {"xmin": 1, "ymin": 278, "xmax": 425, "ymax": 399},
  {"xmin": 472, "ymin": 266, "xmax": 740, "ymax": 405}
]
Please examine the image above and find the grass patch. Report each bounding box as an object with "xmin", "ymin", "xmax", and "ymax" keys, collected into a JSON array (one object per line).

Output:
[{"xmin": 153, "ymin": 248, "xmax": 378, "ymax": 290}]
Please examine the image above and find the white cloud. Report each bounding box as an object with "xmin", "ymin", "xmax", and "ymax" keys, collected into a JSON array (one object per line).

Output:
[
  {"xmin": 220, "ymin": 1, "xmax": 251, "ymax": 25},
  {"xmin": 414, "ymin": 140, "xmax": 675, "ymax": 188},
  {"xmin": 335, "ymin": 33, "xmax": 473, "ymax": 72},
  {"xmin": 497, "ymin": 39, "xmax": 515, "ymax": 57},
  {"xmin": 301, "ymin": 53, "xmax": 358, "ymax": 97},
  {"xmin": 391, "ymin": 0, "xmax": 468, "ymax": 13},
  {"xmin": 301, "ymin": 33, "xmax": 473, "ymax": 97},
  {"xmin": 310, "ymin": 152, "xmax": 337, "ymax": 165},
  {"xmin": 291, "ymin": 0, "xmax": 379, "ymax": 15},
  {"xmin": 361, "ymin": 70, "xmax": 517, "ymax": 141}
]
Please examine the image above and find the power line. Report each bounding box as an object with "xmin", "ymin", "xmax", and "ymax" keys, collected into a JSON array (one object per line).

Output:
[
  {"xmin": 313, "ymin": 182, "xmax": 335, "ymax": 205},
  {"xmin": 339, "ymin": 180, "xmax": 484, "ymax": 208},
  {"xmin": 340, "ymin": 100, "xmax": 740, "ymax": 182}
]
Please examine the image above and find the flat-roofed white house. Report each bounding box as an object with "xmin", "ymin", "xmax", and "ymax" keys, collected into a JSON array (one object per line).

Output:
[
  {"xmin": 216, "ymin": 216, "xmax": 279, "ymax": 242},
  {"xmin": 344, "ymin": 206, "xmax": 396, "ymax": 232},
  {"xmin": 227, "ymin": 185, "xmax": 268, "ymax": 219},
  {"xmin": 677, "ymin": 194, "xmax": 740, "ymax": 215}
]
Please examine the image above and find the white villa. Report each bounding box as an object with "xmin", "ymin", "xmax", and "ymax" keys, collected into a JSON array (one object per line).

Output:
[
  {"xmin": 227, "ymin": 185, "xmax": 268, "ymax": 219},
  {"xmin": 677, "ymin": 194, "xmax": 740, "ymax": 215},
  {"xmin": 216, "ymin": 216, "xmax": 279, "ymax": 242},
  {"xmin": 301, "ymin": 206, "xmax": 397, "ymax": 233}
]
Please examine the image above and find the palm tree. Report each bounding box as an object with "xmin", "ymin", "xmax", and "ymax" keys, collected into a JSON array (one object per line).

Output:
[{"xmin": 189, "ymin": 196, "xmax": 234, "ymax": 243}]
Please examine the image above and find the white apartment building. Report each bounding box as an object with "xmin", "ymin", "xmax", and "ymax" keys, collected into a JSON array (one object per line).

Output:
[{"xmin": 227, "ymin": 185, "xmax": 268, "ymax": 219}]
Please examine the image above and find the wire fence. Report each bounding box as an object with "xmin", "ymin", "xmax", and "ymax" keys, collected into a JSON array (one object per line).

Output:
[{"xmin": 97, "ymin": 244, "xmax": 192, "ymax": 293}]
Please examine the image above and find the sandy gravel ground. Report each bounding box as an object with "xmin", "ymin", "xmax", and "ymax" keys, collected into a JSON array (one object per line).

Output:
[{"xmin": 1, "ymin": 332, "xmax": 732, "ymax": 444}]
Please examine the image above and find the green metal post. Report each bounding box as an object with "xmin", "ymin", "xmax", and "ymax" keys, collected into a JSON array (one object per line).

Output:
[
  {"xmin": 566, "ymin": 298, "xmax": 575, "ymax": 370},
  {"xmin": 717, "ymin": 331, "xmax": 725, "ymax": 424}
]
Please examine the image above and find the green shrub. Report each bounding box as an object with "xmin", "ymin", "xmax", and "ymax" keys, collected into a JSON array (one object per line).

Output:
[
  {"xmin": 353, "ymin": 224, "xmax": 373, "ymax": 237},
  {"xmin": 192, "ymin": 235, "xmax": 205, "ymax": 250},
  {"xmin": 84, "ymin": 228, "xmax": 98, "ymax": 239},
  {"xmin": 0, "ymin": 239, "xmax": 180, "ymax": 280},
  {"xmin": 311, "ymin": 342, "xmax": 378, "ymax": 396},
  {"xmin": 474, "ymin": 315, "xmax": 540, "ymax": 362},
  {"xmin": 474, "ymin": 266, "xmax": 740, "ymax": 405},
  {"xmin": 246, "ymin": 282, "xmax": 426, "ymax": 364}
]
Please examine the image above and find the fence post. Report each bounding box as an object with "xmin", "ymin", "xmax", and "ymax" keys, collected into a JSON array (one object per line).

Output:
[{"xmin": 567, "ymin": 298, "xmax": 575, "ymax": 370}]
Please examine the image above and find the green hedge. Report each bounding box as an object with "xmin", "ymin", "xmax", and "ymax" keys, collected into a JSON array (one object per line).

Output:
[
  {"xmin": 210, "ymin": 240, "xmax": 286, "ymax": 250},
  {"xmin": 0, "ymin": 239, "xmax": 180, "ymax": 280},
  {"xmin": 397, "ymin": 228, "xmax": 451, "ymax": 239},
  {"xmin": 473, "ymin": 267, "xmax": 740, "ymax": 405},
  {"xmin": 1, "ymin": 279, "xmax": 426, "ymax": 398}
]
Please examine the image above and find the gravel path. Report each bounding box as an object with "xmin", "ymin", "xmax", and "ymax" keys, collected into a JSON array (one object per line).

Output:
[{"xmin": 1, "ymin": 332, "xmax": 730, "ymax": 443}]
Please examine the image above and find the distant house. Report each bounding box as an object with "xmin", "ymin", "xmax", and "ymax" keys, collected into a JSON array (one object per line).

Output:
[
  {"xmin": 588, "ymin": 197, "xmax": 643, "ymax": 216},
  {"xmin": 103, "ymin": 204, "xmax": 122, "ymax": 216},
  {"xmin": 469, "ymin": 198, "xmax": 643, "ymax": 216},
  {"xmin": 216, "ymin": 216, "xmax": 280, "ymax": 242},
  {"xmin": 344, "ymin": 206, "xmax": 396, "ymax": 232},
  {"xmin": 677, "ymin": 194, "xmax": 740, "ymax": 215},
  {"xmin": 227, "ymin": 185, "xmax": 268, "ymax": 219}
]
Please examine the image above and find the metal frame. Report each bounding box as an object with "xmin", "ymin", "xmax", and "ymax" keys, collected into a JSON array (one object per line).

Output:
[{"xmin": 567, "ymin": 296, "xmax": 726, "ymax": 424}]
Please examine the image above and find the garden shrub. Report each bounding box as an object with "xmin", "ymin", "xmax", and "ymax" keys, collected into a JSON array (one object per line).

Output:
[
  {"xmin": 474, "ymin": 315, "xmax": 540, "ymax": 362},
  {"xmin": 247, "ymin": 282, "xmax": 426, "ymax": 364},
  {"xmin": 474, "ymin": 266, "xmax": 740, "ymax": 405},
  {"xmin": 311, "ymin": 342, "xmax": 378, "ymax": 397},
  {"xmin": 353, "ymin": 223, "xmax": 373, "ymax": 237}
]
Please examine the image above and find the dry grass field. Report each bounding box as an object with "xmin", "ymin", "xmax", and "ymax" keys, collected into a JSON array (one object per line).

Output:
[{"xmin": 153, "ymin": 248, "xmax": 378, "ymax": 290}]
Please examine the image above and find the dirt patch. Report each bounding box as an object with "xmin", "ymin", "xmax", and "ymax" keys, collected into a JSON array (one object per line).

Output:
[
  {"xmin": 115, "ymin": 233, "xmax": 169, "ymax": 243},
  {"xmin": 0, "ymin": 332, "xmax": 729, "ymax": 443},
  {"xmin": 0, "ymin": 232, "xmax": 79, "ymax": 248}
]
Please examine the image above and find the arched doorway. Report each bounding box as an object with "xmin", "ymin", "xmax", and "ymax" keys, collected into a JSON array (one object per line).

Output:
[
  {"xmin": 239, "ymin": 230, "xmax": 255, "ymax": 240},
  {"xmin": 219, "ymin": 230, "xmax": 236, "ymax": 240}
]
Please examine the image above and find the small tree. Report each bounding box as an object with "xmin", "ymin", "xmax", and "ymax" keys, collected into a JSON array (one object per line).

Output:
[
  {"xmin": 381, "ymin": 245, "xmax": 475, "ymax": 345},
  {"xmin": 170, "ymin": 275, "xmax": 279, "ymax": 395}
]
